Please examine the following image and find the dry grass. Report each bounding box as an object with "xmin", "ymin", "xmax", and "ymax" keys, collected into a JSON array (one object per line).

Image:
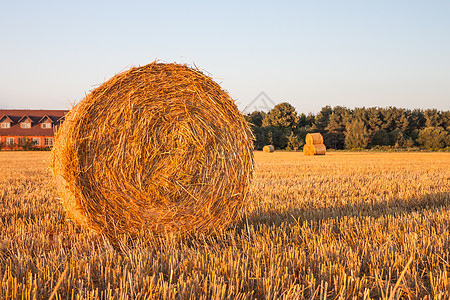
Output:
[
  {"xmin": 1, "ymin": 151, "xmax": 450, "ymax": 299},
  {"xmin": 51, "ymin": 62, "xmax": 254, "ymax": 241}
]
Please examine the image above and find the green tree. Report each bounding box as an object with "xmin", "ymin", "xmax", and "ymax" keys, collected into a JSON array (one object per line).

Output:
[
  {"xmin": 252, "ymin": 127, "xmax": 267, "ymax": 150},
  {"xmin": 305, "ymin": 113, "xmax": 315, "ymax": 128},
  {"xmin": 345, "ymin": 119, "xmax": 369, "ymax": 149},
  {"xmin": 417, "ymin": 127, "xmax": 450, "ymax": 149},
  {"xmin": 424, "ymin": 109, "xmax": 442, "ymax": 128},
  {"xmin": 287, "ymin": 131, "xmax": 304, "ymax": 151},
  {"xmin": 441, "ymin": 111, "xmax": 450, "ymax": 131},
  {"xmin": 324, "ymin": 112, "xmax": 345, "ymax": 149},
  {"xmin": 370, "ymin": 129, "xmax": 390, "ymax": 146},
  {"xmin": 380, "ymin": 107, "xmax": 397, "ymax": 131},
  {"xmin": 298, "ymin": 113, "xmax": 307, "ymax": 128},
  {"xmin": 406, "ymin": 109, "xmax": 426, "ymax": 136},
  {"xmin": 262, "ymin": 102, "xmax": 299, "ymax": 129},
  {"xmin": 397, "ymin": 108, "xmax": 409, "ymax": 131},
  {"xmin": 263, "ymin": 127, "xmax": 287, "ymax": 149},
  {"xmin": 245, "ymin": 111, "xmax": 266, "ymax": 128},
  {"xmin": 313, "ymin": 105, "xmax": 332, "ymax": 132},
  {"xmin": 366, "ymin": 107, "xmax": 383, "ymax": 133},
  {"xmin": 389, "ymin": 129, "xmax": 409, "ymax": 148},
  {"xmin": 352, "ymin": 108, "xmax": 368, "ymax": 127},
  {"xmin": 296, "ymin": 128, "xmax": 308, "ymax": 145}
]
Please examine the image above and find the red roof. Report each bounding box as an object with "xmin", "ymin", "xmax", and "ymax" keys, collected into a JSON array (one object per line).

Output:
[{"xmin": 0, "ymin": 109, "xmax": 69, "ymax": 137}]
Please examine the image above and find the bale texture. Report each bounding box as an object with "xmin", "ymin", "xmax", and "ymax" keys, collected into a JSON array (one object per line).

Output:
[
  {"xmin": 51, "ymin": 62, "xmax": 254, "ymax": 240},
  {"xmin": 262, "ymin": 145, "xmax": 274, "ymax": 153},
  {"xmin": 305, "ymin": 133, "xmax": 323, "ymax": 145},
  {"xmin": 303, "ymin": 144, "xmax": 326, "ymax": 156},
  {"xmin": 303, "ymin": 144, "xmax": 314, "ymax": 156}
]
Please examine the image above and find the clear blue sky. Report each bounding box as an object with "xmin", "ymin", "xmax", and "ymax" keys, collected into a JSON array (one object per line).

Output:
[{"xmin": 1, "ymin": 1, "xmax": 449, "ymax": 114}]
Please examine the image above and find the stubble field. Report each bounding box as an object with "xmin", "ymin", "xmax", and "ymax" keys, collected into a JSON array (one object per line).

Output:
[{"xmin": 0, "ymin": 151, "xmax": 449, "ymax": 299}]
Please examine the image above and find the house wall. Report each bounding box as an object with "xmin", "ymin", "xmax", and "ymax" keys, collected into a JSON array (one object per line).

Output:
[
  {"xmin": 0, "ymin": 109, "xmax": 68, "ymax": 150},
  {"xmin": 0, "ymin": 136, "xmax": 53, "ymax": 150}
]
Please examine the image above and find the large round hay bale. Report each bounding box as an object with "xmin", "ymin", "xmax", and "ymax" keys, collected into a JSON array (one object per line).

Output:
[
  {"xmin": 305, "ymin": 133, "xmax": 323, "ymax": 145},
  {"xmin": 51, "ymin": 62, "xmax": 254, "ymax": 240},
  {"xmin": 262, "ymin": 145, "xmax": 274, "ymax": 153}
]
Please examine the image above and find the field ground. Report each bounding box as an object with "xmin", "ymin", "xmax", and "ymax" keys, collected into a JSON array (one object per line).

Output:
[{"xmin": 0, "ymin": 151, "xmax": 449, "ymax": 299}]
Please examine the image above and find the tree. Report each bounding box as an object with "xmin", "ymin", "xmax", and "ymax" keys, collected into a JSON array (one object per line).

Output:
[
  {"xmin": 406, "ymin": 109, "xmax": 426, "ymax": 136},
  {"xmin": 380, "ymin": 107, "xmax": 397, "ymax": 131},
  {"xmin": 264, "ymin": 127, "xmax": 287, "ymax": 149},
  {"xmin": 296, "ymin": 128, "xmax": 308, "ymax": 145},
  {"xmin": 424, "ymin": 109, "xmax": 442, "ymax": 128},
  {"xmin": 252, "ymin": 126, "xmax": 266, "ymax": 150},
  {"xmin": 287, "ymin": 131, "xmax": 304, "ymax": 151},
  {"xmin": 352, "ymin": 108, "xmax": 368, "ymax": 128},
  {"xmin": 417, "ymin": 127, "xmax": 450, "ymax": 149},
  {"xmin": 298, "ymin": 113, "xmax": 307, "ymax": 128},
  {"xmin": 262, "ymin": 102, "xmax": 299, "ymax": 129},
  {"xmin": 370, "ymin": 129, "xmax": 390, "ymax": 146},
  {"xmin": 345, "ymin": 119, "xmax": 369, "ymax": 149},
  {"xmin": 313, "ymin": 105, "xmax": 332, "ymax": 132},
  {"xmin": 397, "ymin": 108, "xmax": 409, "ymax": 131},
  {"xmin": 245, "ymin": 111, "xmax": 266, "ymax": 128},
  {"xmin": 305, "ymin": 113, "xmax": 315, "ymax": 128},
  {"xmin": 324, "ymin": 112, "xmax": 345, "ymax": 149},
  {"xmin": 366, "ymin": 107, "xmax": 383, "ymax": 133},
  {"xmin": 389, "ymin": 129, "xmax": 410, "ymax": 148},
  {"xmin": 441, "ymin": 111, "xmax": 450, "ymax": 131}
]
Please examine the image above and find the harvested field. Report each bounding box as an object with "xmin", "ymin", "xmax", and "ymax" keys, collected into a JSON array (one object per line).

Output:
[{"xmin": 1, "ymin": 151, "xmax": 449, "ymax": 299}]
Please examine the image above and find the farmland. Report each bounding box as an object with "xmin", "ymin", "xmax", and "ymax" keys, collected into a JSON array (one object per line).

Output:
[{"xmin": 0, "ymin": 151, "xmax": 449, "ymax": 299}]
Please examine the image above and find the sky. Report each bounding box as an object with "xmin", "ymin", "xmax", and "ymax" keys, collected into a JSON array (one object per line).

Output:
[{"xmin": 0, "ymin": 1, "xmax": 449, "ymax": 114}]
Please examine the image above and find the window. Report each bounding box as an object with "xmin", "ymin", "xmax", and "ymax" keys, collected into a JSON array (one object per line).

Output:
[
  {"xmin": 18, "ymin": 137, "xmax": 27, "ymax": 146},
  {"xmin": 1, "ymin": 122, "xmax": 10, "ymax": 128},
  {"xmin": 32, "ymin": 137, "xmax": 40, "ymax": 146},
  {"xmin": 44, "ymin": 137, "xmax": 53, "ymax": 147},
  {"xmin": 21, "ymin": 122, "xmax": 31, "ymax": 128},
  {"xmin": 41, "ymin": 123, "xmax": 52, "ymax": 129},
  {"xmin": 6, "ymin": 137, "xmax": 14, "ymax": 145}
]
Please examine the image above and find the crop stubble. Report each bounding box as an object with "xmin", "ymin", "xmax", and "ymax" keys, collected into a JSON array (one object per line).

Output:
[{"xmin": 0, "ymin": 151, "xmax": 449, "ymax": 299}]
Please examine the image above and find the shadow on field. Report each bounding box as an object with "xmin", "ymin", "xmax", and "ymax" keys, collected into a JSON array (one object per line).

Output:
[{"xmin": 239, "ymin": 191, "xmax": 450, "ymax": 228}]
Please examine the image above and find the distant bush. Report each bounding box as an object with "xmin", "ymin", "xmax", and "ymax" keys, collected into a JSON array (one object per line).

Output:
[{"xmin": 417, "ymin": 127, "xmax": 450, "ymax": 149}]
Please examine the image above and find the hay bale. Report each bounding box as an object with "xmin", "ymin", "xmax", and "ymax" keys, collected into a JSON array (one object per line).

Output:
[
  {"xmin": 305, "ymin": 133, "xmax": 323, "ymax": 145},
  {"xmin": 262, "ymin": 145, "xmax": 274, "ymax": 153},
  {"xmin": 314, "ymin": 144, "xmax": 326, "ymax": 155},
  {"xmin": 51, "ymin": 62, "xmax": 254, "ymax": 240},
  {"xmin": 303, "ymin": 144, "xmax": 326, "ymax": 155},
  {"xmin": 303, "ymin": 144, "xmax": 314, "ymax": 156}
]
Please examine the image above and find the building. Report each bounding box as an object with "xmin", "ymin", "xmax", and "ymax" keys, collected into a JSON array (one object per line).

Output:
[{"xmin": 0, "ymin": 109, "xmax": 68, "ymax": 150}]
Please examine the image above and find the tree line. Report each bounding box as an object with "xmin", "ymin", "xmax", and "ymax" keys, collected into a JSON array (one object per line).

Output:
[{"xmin": 245, "ymin": 103, "xmax": 450, "ymax": 150}]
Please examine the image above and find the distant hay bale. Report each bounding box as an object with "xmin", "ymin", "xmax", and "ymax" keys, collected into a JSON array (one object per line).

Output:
[
  {"xmin": 305, "ymin": 133, "xmax": 323, "ymax": 145},
  {"xmin": 314, "ymin": 144, "xmax": 326, "ymax": 155},
  {"xmin": 51, "ymin": 62, "xmax": 254, "ymax": 240},
  {"xmin": 263, "ymin": 145, "xmax": 274, "ymax": 153},
  {"xmin": 303, "ymin": 144, "xmax": 326, "ymax": 155},
  {"xmin": 303, "ymin": 133, "xmax": 326, "ymax": 156},
  {"xmin": 303, "ymin": 144, "xmax": 314, "ymax": 156}
]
